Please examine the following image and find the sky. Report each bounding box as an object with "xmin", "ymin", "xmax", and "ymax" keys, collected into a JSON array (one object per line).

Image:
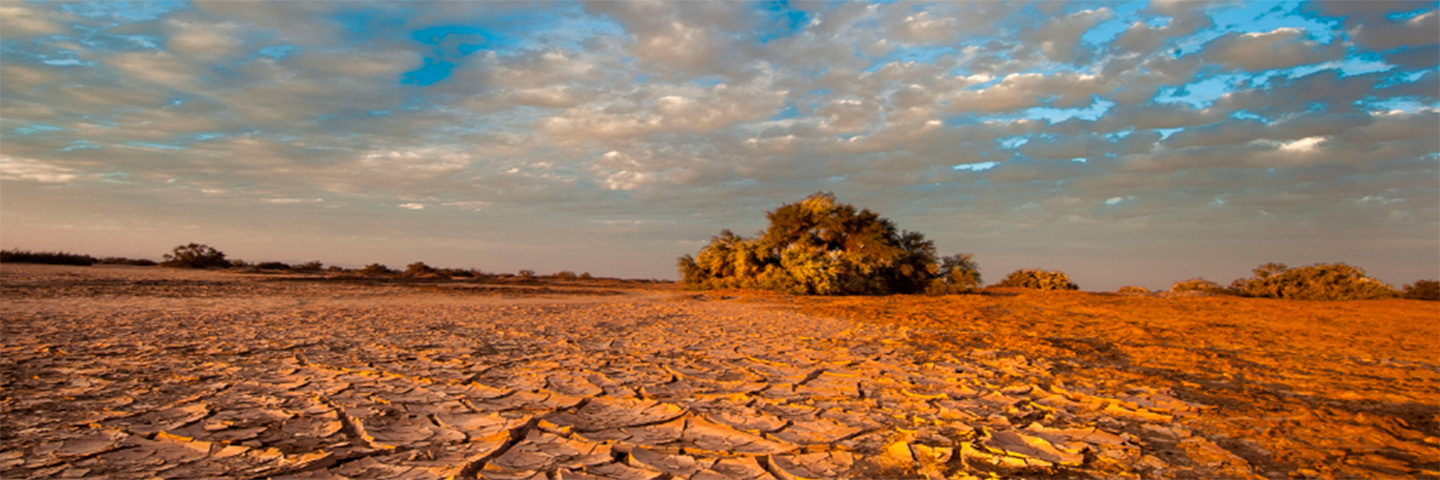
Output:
[{"xmin": 1, "ymin": 0, "xmax": 1436, "ymax": 290}]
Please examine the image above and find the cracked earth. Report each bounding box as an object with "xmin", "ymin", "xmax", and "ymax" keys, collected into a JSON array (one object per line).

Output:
[{"xmin": 2, "ymin": 264, "xmax": 1436, "ymax": 479}]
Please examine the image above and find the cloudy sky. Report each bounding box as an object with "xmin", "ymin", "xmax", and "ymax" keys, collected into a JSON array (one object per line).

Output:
[{"xmin": 1, "ymin": 1, "xmax": 1436, "ymax": 290}]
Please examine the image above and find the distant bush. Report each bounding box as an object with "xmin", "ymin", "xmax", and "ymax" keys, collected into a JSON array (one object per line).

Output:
[
  {"xmin": 553, "ymin": 270, "xmax": 579, "ymax": 281},
  {"xmin": 404, "ymin": 262, "xmax": 440, "ymax": 277},
  {"xmin": 994, "ymin": 269, "xmax": 1078, "ymax": 291},
  {"xmin": 1402, "ymin": 280, "xmax": 1439, "ymax": 301},
  {"xmin": 518, "ymin": 269, "xmax": 536, "ymax": 279},
  {"xmin": 96, "ymin": 256, "xmax": 157, "ymax": 266},
  {"xmin": 1170, "ymin": 278, "xmax": 1227, "ymax": 294},
  {"xmin": 580, "ymin": 272, "xmax": 593, "ymax": 280},
  {"xmin": 1229, "ymin": 263, "xmax": 1397, "ymax": 301},
  {"xmin": 160, "ymin": 243, "xmax": 230, "ymax": 269},
  {"xmin": 359, "ymin": 263, "xmax": 395, "ymax": 276},
  {"xmin": 678, "ymin": 193, "xmax": 977, "ymax": 295},
  {"xmin": 1118, "ymin": 285, "xmax": 1150, "ymax": 294},
  {"xmin": 254, "ymin": 261, "xmax": 291, "ymax": 270},
  {"xmin": 926, "ymin": 253, "xmax": 983, "ymax": 295},
  {"xmin": 0, "ymin": 249, "xmax": 96, "ymax": 266},
  {"xmin": 438, "ymin": 267, "xmax": 473, "ymax": 278},
  {"xmin": 293, "ymin": 261, "xmax": 324, "ymax": 272}
]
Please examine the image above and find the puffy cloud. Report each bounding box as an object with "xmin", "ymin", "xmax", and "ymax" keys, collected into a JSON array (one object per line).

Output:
[
  {"xmin": 1202, "ymin": 28, "xmax": 1346, "ymax": 71},
  {"xmin": 945, "ymin": 72, "xmax": 1105, "ymax": 113},
  {"xmin": 0, "ymin": 5, "xmax": 70, "ymax": 37},
  {"xmin": 165, "ymin": 17, "xmax": 247, "ymax": 61},
  {"xmin": 1021, "ymin": 8, "xmax": 1112, "ymax": 63},
  {"xmin": 540, "ymin": 81, "xmax": 786, "ymax": 141},
  {"xmin": 1350, "ymin": 9, "xmax": 1440, "ymax": 51},
  {"xmin": 1, "ymin": 0, "xmax": 1434, "ymax": 286}
]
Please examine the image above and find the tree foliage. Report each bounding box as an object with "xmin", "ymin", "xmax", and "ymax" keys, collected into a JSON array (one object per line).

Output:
[
  {"xmin": 1228, "ymin": 263, "xmax": 1397, "ymax": 300},
  {"xmin": 678, "ymin": 193, "xmax": 978, "ymax": 295},
  {"xmin": 160, "ymin": 243, "xmax": 229, "ymax": 269},
  {"xmin": 1403, "ymin": 280, "xmax": 1439, "ymax": 301},
  {"xmin": 994, "ymin": 269, "xmax": 1079, "ymax": 290}
]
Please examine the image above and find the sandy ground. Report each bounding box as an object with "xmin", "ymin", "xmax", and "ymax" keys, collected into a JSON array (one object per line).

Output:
[{"xmin": 1, "ymin": 264, "xmax": 1435, "ymax": 479}]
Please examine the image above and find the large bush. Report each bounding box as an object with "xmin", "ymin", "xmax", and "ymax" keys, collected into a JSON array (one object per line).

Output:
[
  {"xmin": 994, "ymin": 269, "xmax": 1079, "ymax": 290},
  {"xmin": 1228, "ymin": 263, "xmax": 1397, "ymax": 301},
  {"xmin": 678, "ymin": 193, "xmax": 978, "ymax": 295},
  {"xmin": 160, "ymin": 243, "xmax": 229, "ymax": 268},
  {"xmin": 1403, "ymin": 280, "xmax": 1439, "ymax": 301}
]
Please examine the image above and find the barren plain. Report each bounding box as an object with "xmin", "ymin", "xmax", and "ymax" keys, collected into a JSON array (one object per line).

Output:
[{"xmin": 1, "ymin": 264, "xmax": 1436, "ymax": 479}]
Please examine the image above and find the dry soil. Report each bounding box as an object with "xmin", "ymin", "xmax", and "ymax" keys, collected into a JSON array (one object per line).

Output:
[{"xmin": 1, "ymin": 264, "xmax": 1436, "ymax": 479}]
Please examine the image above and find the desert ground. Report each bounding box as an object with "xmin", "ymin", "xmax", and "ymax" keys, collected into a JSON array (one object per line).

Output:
[{"xmin": 1, "ymin": 264, "xmax": 1436, "ymax": 480}]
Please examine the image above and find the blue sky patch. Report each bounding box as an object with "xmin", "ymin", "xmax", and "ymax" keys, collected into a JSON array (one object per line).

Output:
[{"xmin": 402, "ymin": 58, "xmax": 457, "ymax": 85}]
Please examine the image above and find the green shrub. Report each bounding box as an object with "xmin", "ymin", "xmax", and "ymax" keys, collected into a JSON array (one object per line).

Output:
[
  {"xmin": 994, "ymin": 269, "xmax": 1079, "ymax": 290},
  {"xmin": 160, "ymin": 243, "xmax": 229, "ymax": 269},
  {"xmin": 1170, "ymin": 278, "xmax": 1227, "ymax": 294},
  {"xmin": 678, "ymin": 193, "xmax": 978, "ymax": 295},
  {"xmin": 1118, "ymin": 285, "xmax": 1150, "ymax": 294},
  {"xmin": 0, "ymin": 249, "xmax": 97, "ymax": 266},
  {"xmin": 1229, "ymin": 263, "xmax": 1397, "ymax": 301},
  {"xmin": 1402, "ymin": 280, "xmax": 1439, "ymax": 301}
]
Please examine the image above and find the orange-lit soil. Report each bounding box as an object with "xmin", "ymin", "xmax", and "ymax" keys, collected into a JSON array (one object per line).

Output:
[
  {"xmin": 774, "ymin": 289, "xmax": 1440, "ymax": 478},
  {"xmin": 2, "ymin": 264, "xmax": 1436, "ymax": 479}
]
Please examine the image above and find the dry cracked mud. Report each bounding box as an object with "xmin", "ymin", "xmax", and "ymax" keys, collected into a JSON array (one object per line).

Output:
[{"xmin": 2, "ymin": 264, "xmax": 1436, "ymax": 479}]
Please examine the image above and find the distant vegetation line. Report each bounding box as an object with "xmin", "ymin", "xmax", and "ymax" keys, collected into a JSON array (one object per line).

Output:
[
  {"xmin": 0, "ymin": 246, "xmax": 640, "ymax": 283},
  {"xmin": 675, "ymin": 193, "xmax": 1438, "ymax": 302},
  {"xmin": 4, "ymin": 210, "xmax": 1436, "ymax": 301}
]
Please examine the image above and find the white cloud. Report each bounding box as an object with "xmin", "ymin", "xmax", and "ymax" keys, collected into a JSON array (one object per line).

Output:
[
  {"xmin": 1279, "ymin": 136, "xmax": 1326, "ymax": 153},
  {"xmin": 0, "ymin": 157, "xmax": 83, "ymax": 183},
  {"xmin": 398, "ymin": 203, "xmax": 426, "ymax": 210}
]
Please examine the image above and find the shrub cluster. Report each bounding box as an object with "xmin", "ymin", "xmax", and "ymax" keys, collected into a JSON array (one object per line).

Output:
[
  {"xmin": 96, "ymin": 256, "xmax": 157, "ymax": 266},
  {"xmin": 0, "ymin": 249, "xmax": 97, "ymax": 265},
  {"xmin": 1403, "ymin": 280, "xmax": 1439, "ymax": 301},
  {"xmin": 994, "ymin": 269, "xmax": 1078, "ymax": 291},
  {"xmin": 1169, "ymin": 278, "xmax": 1227, "ymax": 294},
  {"xmin": 359, "ymin": 263, "xmax": 396, "ymax": 276},
  {"xmin": 293, "ymin": 261, "xmax": 324, "ymax": 272},
  {"xmin": 1228, "ymin": 263, "xmax": 1397, "ymax": 301},
  {"xmin": 1117, "ymin": 285, "xmax": 1150, "ymax": 294},
  {"xmin": 677, "ymin": 193, "xmax": 979, "ymax": 295},
  {"xmin": 160, "ymin": 243, "xmax": 230, "ymax": 269}
]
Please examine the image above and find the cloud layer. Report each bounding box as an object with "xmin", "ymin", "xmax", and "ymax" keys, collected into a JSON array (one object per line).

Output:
[{"xmin": 1, "ymin": 0, "xmax": 1436, "ymax": 289}]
